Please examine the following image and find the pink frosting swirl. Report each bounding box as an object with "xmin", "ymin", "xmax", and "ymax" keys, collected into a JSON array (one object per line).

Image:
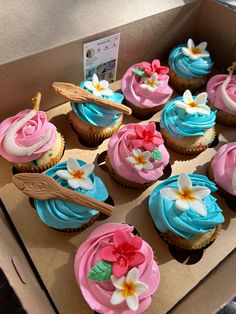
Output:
[
  {"xmin": 74, "ymin": 223, "xmax": 160, "ymax": 314},
  {"xmin": 212, "ymin": 142, "xmax": 236, "ymax": 195},
  {"xmin": 121, "ymin": 61, "xmax": 173, "ymax": 109},
  {"xmin": 207, "ymin": 74, "xmax": 236, "ymax": 114},
  {"xmin": 0, "ymin": 109, "xmax": 56, "ymax": 163},
  {"xmin": 107, "ymin": 123, "xmax": 170, "ymax": 184}
]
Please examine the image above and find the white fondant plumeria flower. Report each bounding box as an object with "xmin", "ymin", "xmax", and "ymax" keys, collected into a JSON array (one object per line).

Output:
[
  {"xmin": 111, "ymin": 267, "xmax": 148, "ymax": 312},
  {"xmin": 160, "ymin": 173, "xmax": 210, "ymax": 216},
  {"xmin": 56, "ymin": 158, "xmax": 94, "ymax": 190},
  {"xmin": 174, "ymin": 90, "xmax": 210, "ymax": 115},
  {"xmin": 126, "ymin": 149, "xmax": 154, "ymax": 171},
  {"xmin": 84, "ymin": 74, "xmax": 113, "ymax": 97},
  {"xmin": 140, "ymin": 73, "xmax": 162, "ymax": 91},
  {"xmin": 182, "ymin": 39, "xmax": 209, "ymax": 60}
]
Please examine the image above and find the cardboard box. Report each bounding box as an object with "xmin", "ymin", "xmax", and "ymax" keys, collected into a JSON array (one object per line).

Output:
[{"xmin": 0, "ymin": 0, "xmax": 236, "ymax": 313}]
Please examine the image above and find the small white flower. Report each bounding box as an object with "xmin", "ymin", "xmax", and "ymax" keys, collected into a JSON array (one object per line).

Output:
[
  {"xmin": 160, "ymin": 173, "xmax": 210, "ymax": 216},
  {"xmin": 140, "ymin": 73, "xmax": 162, "ymax": 91},
  {"xmin": 182, "ymin": 39, "xmax": 209, "ymax": 60},
  {"xmin": 174, "ymin": 89, "xmax": 210, "ymax": 115},
  {"xmin": 84, "ymin": 74, "xmax": 113, "ymax": 97},
  {"xmin": 126, "ymin": 149, "xmax": 154, "ymax": 171},
  {"xmin": 56, "ymin": 158, "xmax": 94, "ymax": 190},
  {"xmin": 110, "ymin": 267, "xmax": 148, "ymax": 312}
]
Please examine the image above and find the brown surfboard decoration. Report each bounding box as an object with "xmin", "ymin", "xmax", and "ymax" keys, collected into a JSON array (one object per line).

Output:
[
  {"xmin": 12, "ymin": 173, "xmax": 113, "ymax": 216},
  {"xmin": 52, "ymin": 82, "xmax": 132, "ymax": 115}
]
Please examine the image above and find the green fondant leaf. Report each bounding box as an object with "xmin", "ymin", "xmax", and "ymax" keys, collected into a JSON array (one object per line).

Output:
[
  {"xmin": 32, "ymin": 160, "xmax": 38, "ymax": 166},
  {"xmin": 151, "ymin": 148, "xmax": 162, "ymax": 161},
  {"xmin": 87, "ymin": 261, "xmax": 112, "ymax": 282},
  {"xmin": 132, "ymin": 68, "xmax": 147, "ymax": 76}
]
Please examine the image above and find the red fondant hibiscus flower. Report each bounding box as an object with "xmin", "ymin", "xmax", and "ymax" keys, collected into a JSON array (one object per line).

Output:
[
  {"xmin": 141, "ymin": 59, "xmax": 169, "ymax": 77},
  {"xmin": 131, "ymin": 122, "xmax": 164, "ymax": 152},
  {"xmin": 100, "ymin": 229, "xmax": 145, "ymax": 278}
]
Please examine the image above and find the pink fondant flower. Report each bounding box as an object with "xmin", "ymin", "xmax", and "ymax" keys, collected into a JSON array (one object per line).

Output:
[
  {"xmin": 140, "ymin": 59, "xmax": 169, "ymax": 77},
  {"xmin": 100, "ymin": 229, "xmax": 145, "ymax": 278},
  {"xmin": 131, "ymin": 122, "xmax": 164, "ymax": 152}
]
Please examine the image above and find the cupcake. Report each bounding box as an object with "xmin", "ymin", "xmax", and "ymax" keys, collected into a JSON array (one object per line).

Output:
[
  {"xmin": 53, "ymin": 75, "xmax": 131, "ymax": 147},
  {"xmin": 74, "ymin": 223, "xmax": 160, "ymax": 313},
  {"xmin": 32, "ymin": 158, "xmax": 109, "ymax": 231},
  {"xmin": 106, "ymin": 122, "xmax": 170, "ymax": 189},
  {"xmin": 149, "ymin": 173, "xmax": 224, "ymax": 250},
  {"xmin": 121, "ymin": 59, "xmax": 173, "ymax": 119},
  {"xmin": 0, "ymin": 92, "xmax": 64, "ymax": 172},
  {"xmin": 160, "ymin": 89, "xmax": 216, "ymax": 155},
  {"xmin": 168, "ymin": 38, "xmax": 213, "ymax": 93},
  {"xmin": 207, "ymin": 62, "xmax": 236, "ymax": 126},
  {"xmin": 208, "ymin": 142, "xmax": 236, "ymax": 203}
]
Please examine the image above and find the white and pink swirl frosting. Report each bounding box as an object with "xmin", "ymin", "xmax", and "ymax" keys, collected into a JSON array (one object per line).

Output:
[
  {"xmin": 121, "ymin": 60, "xmax": 173, "ymax": 108},
  {"xmin": 74, "ymin": 223, "xmax": 160, "ymax": 314},
  {"xmin": 107, "ymin": 123, "xmax": 170, "ymax": 184},
  {"xmin": 212, "ymin": 142, "xmax": 236, "ymax": 196},
  {"xmin": 207, "ymin": 74, "xmax": 236, "ymax": 114},
  {"xmin": 0, "ymin": 109, "xmax": 56, "ymax": 163}
]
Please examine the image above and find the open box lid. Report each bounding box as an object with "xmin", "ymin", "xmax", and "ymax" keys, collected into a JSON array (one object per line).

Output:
[{"xmin": 0, "ymin": 205, "xmax": 56, "ymax": 314}]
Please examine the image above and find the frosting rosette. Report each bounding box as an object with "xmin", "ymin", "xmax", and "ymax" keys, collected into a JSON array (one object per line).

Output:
[
  {"xmin": 168, "ymin": 40, "xmax": 213, "ymax": 78},
  {"xmin": 211, "ymin": 142, "xmax": 236, "ymax": 196},
  {"xmin": 207, "ymin": 74, "xmax": 236, "ymax": 114},
  {"xmin": 107, "ymin": 123, "xmax": 170, "ymax": 184},
  {"xmin": 160, "ymin": 95, "xmax": 216, "ymax": 139},
  {"xmin": 121, "ymin": 60, "xmax": 173, "ymax": 108},
  {"xmin": 0, "ymin": 109, "xmax": 56, "ymax": 163},
  {"xmin": 34, "ymin": 159, "xmax": 108, "ymax": 229},
  {"xmin": 74, "ymin": 223, "xmax": 160, "ymax": 314},
  {"xmin": 149, "ymin": 174, "xmax": 224, "ymax": 241},
  {"xmin": 71, "ymin": 75, "xmax": 124, "ymax": 127}
]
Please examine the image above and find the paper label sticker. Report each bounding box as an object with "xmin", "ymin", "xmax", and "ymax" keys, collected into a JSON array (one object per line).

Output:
[{"xmin": 83, "ymin": 33, "xmax": 120, "ymax": 83}]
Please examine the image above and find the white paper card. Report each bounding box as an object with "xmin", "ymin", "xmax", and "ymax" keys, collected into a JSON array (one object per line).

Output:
[{"xmin": 83, "ymin": 33, "xmax": 120, "ymax": 83}]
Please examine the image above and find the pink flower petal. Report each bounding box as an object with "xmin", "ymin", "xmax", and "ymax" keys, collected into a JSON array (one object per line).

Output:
[
  {"xmin": 112, "ymin": 257, "xmax": 128, "ymax": 277},
  {"xmin": 145, "ymin": 122, "xmax": 156, "ymax": 134},
  {"xmin": 158, "ymin": 65, "xmax": 169, "ymax": 74},
  {"xmin": 129, "ymin": 236, "xmax": 143, "ymax": 250},
  {"xmin": 128, "ymin": 252, "xmax": 146, "ymax": 268},
  {"xmin": 131, "ymin": 139, "xmax": 143, "ymax": 148},
  {"xmin": 113, "ymin": 229, "xmax": 132, "ymax": 248},
  {"xmin": 152, "ymin": 135, "xmax": 164, "ymax": 145},
  {"xmin": 143, "ymin": 142, "xmax": 155, "ymax": 152},
  {"xmin": 152, "ymin": 59, "xmax": 160, "ymax": 70},
  {"xmin": 100, "ymin": 245, "xmax": 117, "ymax": 262},
  {"xmin": 135, "ymin": 124, "xmax": 144, "ymax": 138}
]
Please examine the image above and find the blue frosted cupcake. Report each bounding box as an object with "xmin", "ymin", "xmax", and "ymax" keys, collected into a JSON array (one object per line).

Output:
[
  {"xmin": 168, "ymin": 38, "xmax": 213, "ymax": 93},
  {"xmin": 149, "ymin": 173, "xmax": 224, "ymax": 249},
  {"xmin": 160, "ymin": 89, "xmax": 216, "ymax": 155},
  {"xmin": 34, "ymin": 157, "xmax": 108, "ymax": 231},
  {"xmin": 69, "ymin": 74, "xmax": 124, "ymax": 146}
]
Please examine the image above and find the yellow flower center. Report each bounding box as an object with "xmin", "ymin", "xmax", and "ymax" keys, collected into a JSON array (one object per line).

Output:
[
  {"xmin": 177, "ymin": 188, "xmax": 196, "ymax": 201},
  {"xmin": 134, "ymin": 155, "xmax": 145, "ymax": 164},
  {"xmin": 95, "ymin": 83, "xmax": 105, "ymax": 91},
  {"xmin": 191, "ymin": 47, "xmax": 201, "ymax": 55},
  {"xmin": 122, "ymin": 280, "xmax": 136, "ymax": 297},
  {"xmin": 147, "ymin": 79, "xmax": 155, "ymax": 87},
  {"xmin": 188, "ymin": 102, "xmax": 198, "ymax": 108},
  {"xmin": 71, "ymin": 169, "xmax": 84, "ymax": 179}
]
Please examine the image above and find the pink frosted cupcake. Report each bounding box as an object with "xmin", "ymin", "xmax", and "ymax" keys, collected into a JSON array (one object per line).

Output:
[
  {"xmin": 209, "ymin": 142, "xmax": 236, "ymax": 203},
  {"xmin": 74, "ymin": 223, "xmax": 160, "ymax": 314},
  {"xmin": 207, "ymin": 62, "xmax": 236, "ymax": 125},
  {"xmin": 121, "ymin": 59, "xmax": 173, "ymax": 119},
  {"xmin": 106, "ymin": 122, "xmax": 170, "ymax": 189},
  {"xmin": 0, "ymin": 93, "xmax": 65, "ymax": 172}
]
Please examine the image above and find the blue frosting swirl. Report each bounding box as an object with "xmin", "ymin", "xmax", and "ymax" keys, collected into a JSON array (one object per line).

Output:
[
  {"xmin": 34, "ymin": 160, "xmax": 108, "ymax": 229},
  {"xmin": 149, "ymin": 174, "xmax": 224, "ymax": 240},
  {"xmin": 160, "ymin": 96, "xmax": 216, "ymax": 138},
  {"xmin": 168, "ymin": 44, "xmax": 213, "ymax": 78},
  {"xmin": 71, "ymin": 81, "xmax": 124, "ymax": 127}
]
